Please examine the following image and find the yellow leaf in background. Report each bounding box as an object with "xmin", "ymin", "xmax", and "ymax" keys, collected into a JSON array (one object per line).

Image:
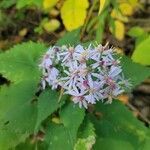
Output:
[
  {"xmin": 43, "ymin": 0, "xmax": 59, "ymax": 9},
  {"xmin": 117, "ymin": 94, "xmax": 129, "ymax": 104},
  {"xmin": 19, "ymin": 28, "xmax": 28, "ymax": 37},
  {"xmin": 52, "ymin": 117, "xmax": 61, "ymax": 124},
  {"xmin": 61, "ymin": 0, "xmax": 89, "ymax": 31},
  {"xmin": 119, "ymin": 3, "xmax": 133, "ymax": 16},
  {"xmin": 43, "ymin": 19, "xmax": 60, "ymax": 32},
  {"xmin": 49, "ymin": 8, "xmax": 59, "ymax": 17},
  {"xmin": 128, "ymin": 0, "xmax": 138, "ymax": 7},
  {"xmin": 111, "ymin": 9, "xmax": 128, "ymax": 22},
  {"xmin": 115, "ymin": 47, "xmax": 124, "ymax": 54},
  {"xmin": 114, "ymin": 20, "xmax": 125, "ymax": 41},
  {"xmin": 99, "ymin": 0, "xmax": 106, "ymax": 15}
]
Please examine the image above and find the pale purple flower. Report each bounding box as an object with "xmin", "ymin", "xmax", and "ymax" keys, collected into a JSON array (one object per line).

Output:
[
  {"xmin": 73, "ymin": 45, "xmax": 90, "ymax": 63},
  {"xmin": 90, "ymin": 44, "xmax": 103, "ymax": 61},
  {"xmin": 47, "ymin": 67, "xmax": 59, "ymax": 81},
  {"xmin": 39, "ymin": 54, "xmax": 52, "ymax": 69},
  {"xmin": 59, "ymin": 47, "xmax": 75, "ymax": 62},
  {"xmin": 108, "ymin": 66, "xmax": 122, "ymax": 78},
  {"xmin": 39, "ymin": 44, "xmax": 131, "ymax": 109},
  {"xmin": 118, "ymin": 74, "xmax": 132, "ymax": 88},
  {"xmin": 44, "ymin": 67, "xmax": 60, "ymax": 89},
  {"xmin": 69, "ymin": 89, "xmax": 88, "ymax": 108},
  {"xmin": 72, "ymin": 96, "xmax": 88, "ymax": 109},
  {"xmin": 61, "ymin": 61, "xmax": 87, "ymax": 92},
  {"xmin": 84, "ymin": 75, "xmax": 103, "ymax": 104}
]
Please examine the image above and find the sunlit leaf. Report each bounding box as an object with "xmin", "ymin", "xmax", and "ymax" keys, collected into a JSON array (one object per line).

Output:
[
  {"xmin": 19, "ymin": 28, "xmax": 28, "ymax": 37},
  {"xmin": 114, "ymin": 20, "xmax": 125, "ymax": 41},
  {"xmin": 43, "ymin": 0, "xmax": 58, "ymax": 9},
  {"xmin": 132, "ymin": 36, "xmax": 150, "ymax": 65},
  {"xmin": 98, "ymin": 0, "xmax": 109, "ymax": 15},
  {"xmin": 119, "ymin": 3, "xmax": 133, "ymax": 16},
  {"xmin": 43, "ymin": 19, "xmax": 60, "ymax": 32},
  {"xmin": 128, "ymin": 0, "xmax": 138, "ymax": 7},
  {"xmin": 128, "ymin": 26, "xmax": 146, "ymax": 38},
  {"xmin": 61, "ymin": 0, "xmax": 89, "ymax": 31},
  {"xmin": 111, "ymin": 9, "xmax": 128, "ymax": 22},
  {"xmin": 74, "ymin": 118, "xmax": 96, "ymax": 150},
  {"xmin": 121, "ymin": 55, "xmax": 150, "ymax": 87}
]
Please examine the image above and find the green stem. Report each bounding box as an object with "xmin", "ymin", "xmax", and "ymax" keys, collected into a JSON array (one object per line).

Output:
[{"xmin": 80, "ymin": 0, "xmax": 98, "ymax": 41}]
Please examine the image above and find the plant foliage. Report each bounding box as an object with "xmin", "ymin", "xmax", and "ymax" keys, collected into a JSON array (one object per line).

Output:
[{"xmin": 0, "ymin": 29, "xmax": 150, "ymax": 149}]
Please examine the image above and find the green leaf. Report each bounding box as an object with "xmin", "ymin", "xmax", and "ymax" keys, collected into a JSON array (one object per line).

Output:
[
  {"xmin": 56, "ymin": 28, "xmax": 80, "ymax": 46},
  {"xmin": 15, "ymin": 138, "xmax": 47, "ymax": 150},
  {"xmin": 127, "ymin": 26, "xmax": 146, "ymax": 38},
  {"xmin": 60, "ymin": 103, "xmax": 85, "ymax": 144},
  {"xmin": 0, "ymin": 81, "xmax": 37, "ymax": 120},
  {"xmin": 121, "ymin": 55, "xmax": 150, "ymax": 87},
  {"xmin": 0, "ymin": 42, "xmax": 46, "ymax": 149},
  {"xmin": 0, "ymin": 0, "xmax": 16, "ymax": 9},
  {"xmin": 44, "ymin": 123, "xmax": 73, "ymax": 150},
  {"xmin": 96, "ymin": 9, "xmax": 108, "ymax": 43},
  {"xmin": 74, "ymin": 136, "xmax": 96, "ymax": 150},
  {"xmin": 90, "ymin": 101, "xmax": 150, "ymax": 150},
  {"xmin": 135, "ymin": 34, "xmax": 149, "ymax": 46},
  {"xmin": 74, "ymin": 118, "xmax": 96, "ymax": 150},
  {"xmin": 77, "ymin": 117, "xmax": 95, "ymax": 139},
  {"xmin": 0, "ymin": 41, "xmax": 46, "ymax": 83},
  {"xmin": 94, "ymin": 138, "xmax": 134, "ymax": 150},
  {"xmin": 14, "ymin": 140, "xmax": 35, "ymax": 150},
  {"xmin": 98, "ymin": 0, "xmax": 110, "ymax": 15},
  {"xmin": 16, "ymin": 0, "xmax": 43, "ymax": 9},
  {"xmin": 0, "ymin": 130, "xmax": 28, "ymax": 150},
  {"xmin": 39, "ymin": 103, "xmax": 85, "ymax": 149},
  {"xmin": 43, "ymin": 0, "xmax": 59, "ymax": 10},
  {"xmin": 132, "ymin": 37, "xmax": 150, "ymax": 65},
  {"xmin": 127, "ymin": 26, "xmax": 149, "ymax": 46},
  {"xmin": 141, "ymin": 138, "xmax": 150, "ymax": 150},
  {"xmin": 0, "ymin": 90, "xmax": 37, "ymax": 150},
  {"xmin": 86, "ymin": 17, "xmax": 98, "ymax": 32},
  {"xmin": 35, "ymin": 89, "xmax": 66, "ymax": 132}
]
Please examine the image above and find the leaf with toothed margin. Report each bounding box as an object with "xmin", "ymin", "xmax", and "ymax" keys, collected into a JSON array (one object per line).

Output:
[
  {"xmin": 74, "ymin": 118, "xmax": 96, "ymax": 150},
  {"xmin": 0, "ymin": 41, "xmax": 46, "ymax": 83},
  {"xmin": 60, "ymin": 103, "xmax": 85, "ymax": 145},
  {"xmin": 0, "ymin": 42, "xmax": 46, "ymax": 149},
  {"xmin": 43, "ymin": 103, "xmax": 85, "ymax": 150},
  {"xmin": 0, "ymin": 81, "xmax": 38, "ymax": 150},
  {"xmin": 35, "ymin": 89, "xmax": 67, "ymax": 132}
]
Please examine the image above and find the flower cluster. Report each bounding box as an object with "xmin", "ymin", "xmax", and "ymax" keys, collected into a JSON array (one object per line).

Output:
[{"xmin": 39, "ymin": 44, "xmax": 131, "ymax": 109}]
